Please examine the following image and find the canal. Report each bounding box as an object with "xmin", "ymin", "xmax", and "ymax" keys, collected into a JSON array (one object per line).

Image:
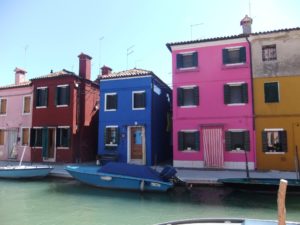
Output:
[{"xmin": 0, "ymin": 178, "xmax": 300, "ymax": 225}]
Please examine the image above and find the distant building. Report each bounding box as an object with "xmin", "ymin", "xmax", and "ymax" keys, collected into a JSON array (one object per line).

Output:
[
  {"xmin": 0, "ymin": 68, "xmax": 33, "ymax": 162},
  {"xmin": 251, "ymin": 28, "xmax": 300, "ymax": 171},
  {"xmin": 30, "ymin": 53, "xmax": 99, "ymax": 163},
  {"xmin": 98, "ymin": 67, "xmax": 172, "ymax": 166}
]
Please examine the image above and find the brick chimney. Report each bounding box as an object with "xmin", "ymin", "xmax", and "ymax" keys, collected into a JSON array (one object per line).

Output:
[
  {"xmin": 101, "ymin": 65, "xmax": 112, "ymax": 76},
  {"xmin": 14, "ymin": 67, "xmax": 27, "ymax": 85},
  {"xmin": 78, "ymin": 53, "xmax": 92, "ymax": 80},
  {"xmin": 240, "ymin": 15, "xmax": 253, "ymax": 35}
]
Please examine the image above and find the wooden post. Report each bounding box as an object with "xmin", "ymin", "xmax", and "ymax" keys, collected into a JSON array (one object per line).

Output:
[{"xmin": 277, "ymin": 179, "xmax": 288, "ymax": 225}]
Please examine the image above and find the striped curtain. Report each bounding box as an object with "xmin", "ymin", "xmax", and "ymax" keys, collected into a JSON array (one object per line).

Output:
[{"xmin": 203, "ymin": 127, "xmax": 224, "ymax": 168}]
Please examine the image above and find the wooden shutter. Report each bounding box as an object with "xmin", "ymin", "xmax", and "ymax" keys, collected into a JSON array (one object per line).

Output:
[
  {"xmin": 192, "ymin": 52, "xmax": 198, "ymax": 67},
  {"xmin": 243, "ymin": 131, "xmax": 250, "ymax": 151},
  {"xmin": 225, "ymin": 131, "xmax": 232, "ymax": 151},
  {"xmin": 224, "ymin": 85, "xmax": 231, "ymax": 104},
  {"xmin": 177, "ymin": 88, "xmax": 183, "ymax": 106},
  {"xmin": 178, "ymin": 131, "xmax": 184, "ymax": 151},
  {"xmin": 194, "ymin": 87, "xmax": 199, "ymax": 105},
  {"xmin": 0, "ymin": 129, "xmax": 4, "ymax": 145},
  {"xmin": 280, "ymin": 130, "xmax": 288, "ymax": 152},
  {"xmin": 176, "ymin": 54, "xmax": 183, "ymax": 69},
  {"xmin": 22, "ymin": 128, "xmax": 29, "ymax": 145},
  {"xmin": 195, "ymin": 131, "xmax": 200, "ymax": 150},
  {"xmin": 239, "ymin": 47, "xmax": 246, "ymax": 63},
  {"xmin": 222, "ymin": 49, "xmax": 229, "ymax": 64},
  {"xmin": 262, "ymin": 131, "xmax": 268, "ymax": 152},
  {"xmin": 24, "ymin": 96, "xmax": 31, "ymax": 113},
  {"xmin": 0, "ymin": 99, "xmax": 7, "ymax": 114},
  {"xmin": 242, "ymin": 83, "xmax": 248, "ymax": 103}
]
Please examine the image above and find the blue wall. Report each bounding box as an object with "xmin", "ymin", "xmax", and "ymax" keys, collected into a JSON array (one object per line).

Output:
[{"xmin": 98, "ymin": 75, "xmax": 172, "ymax": 166}]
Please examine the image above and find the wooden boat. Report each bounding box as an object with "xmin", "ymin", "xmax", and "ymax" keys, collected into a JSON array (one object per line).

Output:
[
  {"xmin": 155, "ymin": 218, "xmax": 300, "ymax": 225},
  {"xmin": 218, "ymin": 178, "xmax": 300, "ymax": 193},
  {"xmin": 0, "ymin": 165, "xmax": 53, "ymax": 179},
  {"xmin": 65, "ymin": 162, "xmax": 177, "ymax": 192}
]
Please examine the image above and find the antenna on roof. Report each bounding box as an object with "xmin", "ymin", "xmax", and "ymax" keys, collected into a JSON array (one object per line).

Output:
[
  {"xmin": 248, "ymin": 0, "xmax": 252, "ymax": 17},
  {"xmin": 126, "ymin": 45, "xmax": 134, "ymax": 69},
  {"xmin": 190, "ymin": 23, "xmax": 203, "ymax": 40}
]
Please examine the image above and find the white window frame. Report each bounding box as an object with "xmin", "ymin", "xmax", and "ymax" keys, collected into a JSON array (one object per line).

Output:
[
  {"xmin": 104, "ymin": 93, "xmax": 117, "ymax": 111},
  {"xmin": 22, "ymin": 95, "xmax": 32, "ymax": 115},
  {"xmin": 21, "ymin": 127, "xmax": 30, "ymax": 146},
  {"xmin": 56, "ymin": 126, "xmax": 70, "ymax": 149},
  {"xmin": 177, "ymin": 51, "xmax": 198, "ymax": 70},
  {"xmin": 132, "ymin": 90, "xmax": 146, "ymax": 110},
  {"xmin": 0, "ymin": 98, "xmax": 7, "ymax": 116},
  {"xmin": 105, "ymin": 125, "xmax": 119, "ymax": 147},
  {"xmin": 263, "ymin": 128, "xmax": 286, "ymax": 155},
  {"xmin": 178, "ymin": 85, "xmax": 198, "ymax": 108},
  {"xmin": 56, "ymin": 84, "xmax": 70, "ymax": 108},
  {"xmin": 179, "ymin": 129, "xmax": 199, "ymax": 152},
  {"xmin": 226, "ymin": 82, "xmax": 247, "ymax": 106},
  {"xmin": 223, "ymin": 46, "xmax": 246, "ymax": 66},
  {"xmin": 36, "ymin": 87, "xmax": 48, "ymax": 109},
  {"xmin": 227, "ymin": 129, "xmax": 248, "ymax": 152}
]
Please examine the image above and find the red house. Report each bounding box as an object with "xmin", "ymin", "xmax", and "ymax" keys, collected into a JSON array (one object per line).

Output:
[{"xmin": 30, "ymin": 53, "xmax": 99, "ymax": 163}]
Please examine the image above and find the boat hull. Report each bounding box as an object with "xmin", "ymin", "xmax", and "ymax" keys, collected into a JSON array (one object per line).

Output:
[
  {"xmin": 65, "ymin": 165, "xmax": 173, "ymax": 192},
  {"xmin": 0, "ymin": 165, "xmax": 53, "ymax": 179}
]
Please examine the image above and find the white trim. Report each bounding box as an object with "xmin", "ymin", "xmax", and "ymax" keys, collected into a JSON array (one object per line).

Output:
[
  {"xmin": 179, "ymin": 85, "xmax": 197, "ymax": 89},
  {"xmin": 179, "ymin": 129, "xmax": 198, "ymax": 132},
  {"xmin": 227, "ymin": 129, "xmax": 247, "ymax": 132},
  {"xmin": 22, "ymin": 95, "xmax": 32, "ymax": 115},
  {"xmin": 57, "ymin": 84, "xmax": 69, "ymax": 88},
  {"xmin": 104, "ymin": 93, "xmax": 117, "ymax": 111},
  {"xmin": 132, "ymin": 90, "xmax": 146, "ymax": 110},
  {"xmin": 224, "ymin": 161, "xmax": 255, "ymax": 170},
  {"xmin": 32, "ymin": 126, "xmax": 43, "ymax": 129},
  {"xmin": 37, "ymin": 86, "xmax": 48, "ymax": 90},
  {"xmin": 56, "ymin": 105, "xmax": 68, "ymax": 108},
  {"xmin": 177, "ymin": 51, "xmax": 196, "ymax": 55},
  {"xmin": 105, "ymin": 125, "xmax": 119, "ymax": 147},
  {"xmin": 223, "ymin": 62, "xmax": 246, "ymax": 67},
  {"xmin": 127, "ymin": 126, "xmax": 146, "ymax": 165},
  {"xmin": 57, "ymin": 126, "xmax": 70, "ymax": 129},
  {"xmin": 227, "ymin": 103, "xmax": 247, "ymax": 106},
  {"xmin": 105, "ymin": 125, "xmax": 118, "ymax": 128},
  {"xmin": 178, "ymin": 67, "xmax": 198, "ymax": 71},
  {"xmin": 265, "ymin": 152, "xmax": 286, "ymax": 155},
  {"xmin": 36, "ymin": 106, "xmax": 47, "ymax": 109},
  {"xmin": 225, "ymin": 46, "xmax": 244, "ymax": 50},
  {"xmin": 173, "ymin": 160, "xmax": 204, "ymax": 168},
  {"xmin": 226, "ymin": 82, "xmax": 246, "ymax": 86},
  {"xmin": 179, "ymin": 105, "xmax": 198, "ymax": 108},
  {"xmin": 264, "ymin": 128, "xmax": 284, "ymax": 131}
]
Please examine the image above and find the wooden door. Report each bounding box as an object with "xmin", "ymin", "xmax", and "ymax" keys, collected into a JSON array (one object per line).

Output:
[
  {"xmin": 129, "ymin": 126, "xmax": 144, "ymax": 164},
  {"xmin": 42, "ymin": 128, "xmax": 56, "ymax": 162}
]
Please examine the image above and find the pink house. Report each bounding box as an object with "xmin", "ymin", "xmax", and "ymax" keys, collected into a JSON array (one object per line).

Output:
[
  {"xmin": 0, "ymin": 68, "xmax": 33, "ymax": 162},
  {"xmin": 166, "ymin": 34, "xmax": 255, "ymax": 169}
]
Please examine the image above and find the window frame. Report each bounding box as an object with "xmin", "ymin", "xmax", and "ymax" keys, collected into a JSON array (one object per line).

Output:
[
  {"xmin": 222, "ymin": 46, "xmax": 246, "ymax": 65},
  {"xmin": 225, "ymin": 129, "xmax": 250, "ymax": 152},
  {"xmin": 132, "ymin": 90, "xmax": 146, "ymax": 110},
  {"xmin": 0, "ymin": 128, "xmax": 4, "ymax": 145},
  {"xmin": 0, "ymin": 98, "xmax": 7, "ymax": 115},
  {"xmin": 176, "ymin": 51, "xmax": 198, "ymax": 70},
  {"xmin": 35, "ymin": 87, "xmax": 48, "ymax": 108},
  {"xmin": 178, "ymin": 130, "xmax": 200, "ymax": 152},
  {"xmin": 22, "ymin": 95, "xmax": 32, "ymax": 114},
  {"xmin": 104, "ymin": 93, "xmax": 118, "ymax": 111},
  {"xmin": 55, "ymin": 84, "xmax": 70, "ymax": 107},
  {"xmin": 262, "ymin": 44, "xmax": 277, "ymax": 61},
  {"xmin": 21, "ymin": 127, "xmax": 30, "ymax": 146},
  {"xmin": 224, "ymin": 82, "xmax": 248, "ymax": 105},
  {"xmin": 262, "ymin": 128, "xmax": 287, "ymax": 154},
  {"xmin": 56, "ymin": 126, "xmax": 71, "ymax": 149},
  {"xmin": 264, "ymin": 82, "xmax": 280, "ymax": 103},
  {"xmin": 177, "ymin": 85, "xmax": 199, "ymax": 107},
  {"xmin": 104, "ymin": 125, "xmax": 119, "ymax": 148}
]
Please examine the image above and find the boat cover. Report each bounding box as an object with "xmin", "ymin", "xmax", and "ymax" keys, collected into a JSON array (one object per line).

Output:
[{"xmin": 98, "ymin": 162, "xmax": 164, "ymax": 181}]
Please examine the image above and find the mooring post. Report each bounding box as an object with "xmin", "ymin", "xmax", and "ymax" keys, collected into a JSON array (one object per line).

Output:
[{"xmin": 277, "ymin": 179, "xmax": 288, "ymax": 225}]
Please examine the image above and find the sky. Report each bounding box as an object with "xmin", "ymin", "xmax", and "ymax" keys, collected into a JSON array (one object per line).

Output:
[{"xmin": 0, "ymin": 0, "xmax": 299, "ymax": 87}]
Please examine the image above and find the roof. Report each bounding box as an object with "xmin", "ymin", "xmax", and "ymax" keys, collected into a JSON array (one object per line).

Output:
[
  {"xmin": 166, "ymin": 27, "xmax": 300, "ymax": 52},
  {"xmin": 30, "ymin": 69, "xmax": 77, "ymax": 81},
  {"xmin": 100, "ymin": 68, "xmax": 154, "ymax": 79},
  {"xmin": 0, "ymin": 81, "xmax": 31, "ymax": 90}
]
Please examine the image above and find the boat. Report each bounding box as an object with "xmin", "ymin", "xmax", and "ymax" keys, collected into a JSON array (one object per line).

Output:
[
  {"xmin": 155, "ymin": 218, "xmax": 300, "ymax": 225},
  {"xmin": 65, "ymin": 162, "xmax": 178, "ymax": 192},
  {"xmin": 218, "ymin": 178, "xmax": 300, "ymax": 193},
  {"xmin": 0, "ymin": 165, "xmax": 53, "ymax": 179}
]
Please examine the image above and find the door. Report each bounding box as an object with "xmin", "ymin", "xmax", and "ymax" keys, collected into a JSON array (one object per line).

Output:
[
  {"xmin": 128, "ymin": 126, "xmax": 145, "ymax": 165},
  {"xmin": 42, "ymin": 127, "xmax": 56, "ymax": 162},
  {"xmin": 202, "ymin": 127, "xmax": 224, "ymax": 168},
  {"xmin": 7, "ymin": 128, "xmax": 18, "ymax": 159}
]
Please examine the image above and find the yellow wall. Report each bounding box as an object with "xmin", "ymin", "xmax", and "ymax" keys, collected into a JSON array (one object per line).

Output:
[{"xmin": 254, "ymin": 76, "xmax": 300, "ymax": 171}]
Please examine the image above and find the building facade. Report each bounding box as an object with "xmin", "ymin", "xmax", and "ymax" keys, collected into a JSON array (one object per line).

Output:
[
  {"xmin": 0, "ymin": 68, "xmax": 33, "ymax": 162},
  {"xmin": 251, "ymin": 28, "xmax": 300, "ymax": 171},
  {"xmin": 167, "ymin": 35, "xmax": 256, "ymax": 169},
  {"xmin": 30, "ymin": 53, "xmax": 99, "ymax": 163},
  {"xmin": 98, "ymin": 68, "xmax": 172, "ymax": 166}
]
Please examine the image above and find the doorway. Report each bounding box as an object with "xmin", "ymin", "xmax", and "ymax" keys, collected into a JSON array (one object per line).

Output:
[
  {"xmin": 128, "ymin": 126, "xmax": 145, "ymax": 165},
  {"xmin": 7, "ymin": 128, "xmax": 18, "ymax": 159},
  {"xmin": 42, "ymin": 127, "xmax": 56, "ymax": 162}
]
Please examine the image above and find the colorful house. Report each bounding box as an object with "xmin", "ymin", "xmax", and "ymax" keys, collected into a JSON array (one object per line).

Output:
[
  {"xmin": 251, "ymin": 28, "xmax": 300, "ymax": 171},
  {"xmin": 166, "ymin": 18, "xmax": 255, "ymax": 169},
  {"xmin": 0, "ymin": 68, "xmax": 33, "ymax": 162},
  {"xmin": 30, "ymin": 53, "xmax": 99, "ymax": 163},
  {"xmin": 98, "ymin": 67, "xmax": 172, "ymax": 166}
]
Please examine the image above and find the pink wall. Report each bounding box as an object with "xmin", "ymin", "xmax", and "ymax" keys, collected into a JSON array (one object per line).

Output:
[
  {"xmin": 171, "ymin": 40, "xmax": 255, "ymax": 168},
  {"xmin": 0, "ymin": 85, "xmax": 33, "ymax": 162}
]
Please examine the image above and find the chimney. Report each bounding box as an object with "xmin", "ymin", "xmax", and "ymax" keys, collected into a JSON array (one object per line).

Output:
[
  {"xmin": 78, "ymin": 53, "xmax": 92, "ymax": 80},
  {"xmin": 240, "ymin": 15, "xmax": 253, "ymax": 34},
  {"xmin": 14, "ymin": 67, "xmax": 27, "ymax": 85},
  {"xmin": 101, "ymin": 65, "xmax": 112, "ymax": 76}
]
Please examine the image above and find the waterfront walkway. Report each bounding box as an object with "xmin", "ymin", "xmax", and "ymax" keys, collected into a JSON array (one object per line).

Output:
[{"xmin": 1, "ymin": 161, "xmax": 298, "ymax": 185}]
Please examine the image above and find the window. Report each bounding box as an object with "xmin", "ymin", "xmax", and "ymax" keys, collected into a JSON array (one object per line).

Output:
[
  {"xmin": 178, "ymin": 130, "xmax": 200, "ymax": 151},
  {"xmin": 104, "ymin": 126, "xmax": 119, "ymax": 147},
  {"xmin": 105, "ymin": 93, "xmax": 117, "ymax": 111},
  {"xmin": 56, "ymin": 85, "xmax": 70, "ymax": 106},
  {"xmin": 133, "ymin": 91, "xmax": 146, "ymax": 110},
  {"xmin": 23, "ymin": 96, "xmax": 31, "ymax": 114},
  {"xmin": 224, "ymin": 83, "xmax": 248, "ymax": 104},
  {"xmin": 262, "ymin": 45, "xmax": 277, "ymax": 61},
  {"xmin": 0, "ymin": 129, "xmax": 4, "ymax": 145},
  {"xmin": 177, "ymin": 86, "xmax": 199, "ymax": 107},
  {"xmin": 176, "ymin": 52, "xmax": 198, "ymax": 69},
  {"xmin": 0, "ymin": 98, "xmax": 7, "ymax": 115},
  {"xmin": 35, "ymin": 87, "xmax": 48, "ymax": 107},
  {"xmin": 30, "ymin": 128, "xmax": 43, "ymax": 147},
  {"xmin": 21, "ymin": 128, "xmax": 30, "ymax": 146},
  {"xmin": 225, "ymin": 130, "xmax": 250, "ymax": 151},
  {"xmin": 264, "ymin": 82, "xmax": 279, "ymax": 103},
  {"xmin": 56, "ymin": 127, "xmax": 70, "ymax": 147},
  {"xmin": 222, "ymin": 47, "xmax": 246, "ymax": 64},
  {"xmin": 262, "ymin": 129, "xmax": 287, "ymax": 153}
]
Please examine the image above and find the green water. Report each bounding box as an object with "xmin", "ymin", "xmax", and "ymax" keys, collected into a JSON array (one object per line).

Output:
[{"xmin": 0, "ymin": 178, "xmax": 300, "ymax": 225}]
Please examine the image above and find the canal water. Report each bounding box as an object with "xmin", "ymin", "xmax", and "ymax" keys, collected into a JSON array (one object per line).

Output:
[{"xmin": 1, "ymin": 178, "xmax": 300, "ymax": 225}]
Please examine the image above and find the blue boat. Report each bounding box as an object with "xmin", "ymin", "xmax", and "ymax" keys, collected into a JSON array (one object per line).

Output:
[
  {"xmin": 0, "ymin": 165, "xmax": 53, "ymax": 179},
  {"xmin": 65, "ymin": 162, "xmax": 177, "ymax": 192}
]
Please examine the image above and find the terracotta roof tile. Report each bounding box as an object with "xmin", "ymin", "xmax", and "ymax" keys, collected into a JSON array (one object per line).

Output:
[
  {"xmin": 30, "ymin": 69, "xmax": 76, "ymax": 80},
  {"xmin": 0, "ymin": 81, "xmax": 31, "ymax": 90},
  {"xmin": 101, "ymin": 68, "xmax": 154, "ymax": 79}
]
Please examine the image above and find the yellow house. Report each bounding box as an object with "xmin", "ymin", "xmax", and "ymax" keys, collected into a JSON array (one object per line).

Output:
[{"xmin": 251, "ymin": 28, "xmax": 300, "ymax": 171}]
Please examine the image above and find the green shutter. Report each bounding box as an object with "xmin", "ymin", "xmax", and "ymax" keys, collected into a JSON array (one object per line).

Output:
[
  {"xmin": 177, "ymin": 88, "xmax": 183, "ymax": 106},
  {"xmin": 239, "ymin": 47, "xmax": 246, "ymax": 63},
  {"xmin": 55, "ymin": 87, "xmax": 59, "ymax": 106},
  {"xmin": 280, "ymin": 131, "xmax": 288, "ymax": 152},
  {"xmin": 42, "ymin": 127, "xmax": 49, "ymax": 157},
  {"xmin": 176, "ymin": 54, "xmax": 183, "ymax": 69},
  {"xmin": 224, "ymin": 85, "xmax": 231, "ymax": 104},
  {"xmin": 242, "ymin": 83, "xmax": 248, "ymax": 103},
  {"xmin": 30, "ymin": 128, "xmax": 36, "ymax": 147},
  {"xmin": 45, "ymin": 88, "xmax": 48, "ymax": 107},
  {"xmin": 244, "ymin": 131, "xmax": 250, "ymax": 151},
  {"xmin": 195, "ymin": 131, "xmax": 200, "ymax": 151},
  {"xmin": 66, "ymin": 86, "xmax": 70, "ymax": 105},
  {"xmin": 222, "ymin": 49, "xmax": 229, "ymax": 64},
  {"xmin": 192, "ymin": 52, "xmax": 198, "ymax": 67},
  {"xmin": 225, "ymin": 131, "xmax": 232, "ymax": 151},
  {"xmin": 178, "ymin": 131, "xmax": 184, "ymax": 151},
  {"xmin": 262, "ymin": 131, "xmax": 268, "ymax": 152},
  {"xmin": 194, "ymin": 87, "xmax": 199, "ymax": 105}
]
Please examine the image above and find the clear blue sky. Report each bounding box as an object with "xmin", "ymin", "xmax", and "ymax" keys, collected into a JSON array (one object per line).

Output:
[{"xmin": 0, "ymin": 0, "xmax": 299, "ymax": 87}]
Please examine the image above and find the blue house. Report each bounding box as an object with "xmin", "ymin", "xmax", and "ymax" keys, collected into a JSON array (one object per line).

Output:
[{"xmin": 98, "ymin": 67, "xmax": 172, "ymax": 166}]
